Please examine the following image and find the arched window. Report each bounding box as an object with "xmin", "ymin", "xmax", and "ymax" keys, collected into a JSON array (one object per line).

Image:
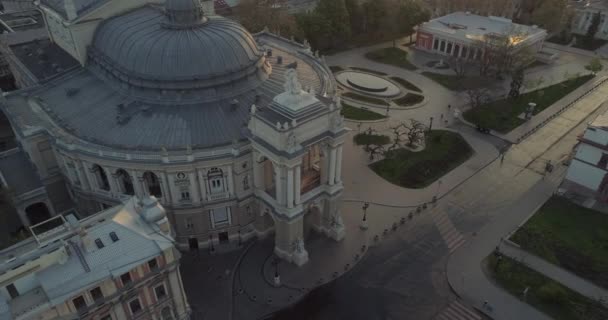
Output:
[
  {"xmin": 161, "ymin": 307, "xmax": 173, "ymax": 320},
  {"xmin": 116, "ymin": 169, "xmax": 134, "ymax": 195},
  {"xmin": 143, "ymin": 172, "xmax": 162, "ymax": 197},
  {"xmin": 207, "ymin": 168, "xmax": 224, "ymax": 194},
  {"xmin": 92, "ymin": 164, "xmax": 109, "ymax": 191}
]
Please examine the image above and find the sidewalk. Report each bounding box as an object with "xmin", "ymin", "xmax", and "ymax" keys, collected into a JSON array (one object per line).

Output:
[
  {"xmin": 500, "ymin": 241, "xmax": 608, "ymax": 303},
  {"xmin": 447, "ymin": 171, "xmax": 557, "ymax": 320},
  {"xmin": 500, "ymin": 76, "xmax": 608, "ymax": 143}
]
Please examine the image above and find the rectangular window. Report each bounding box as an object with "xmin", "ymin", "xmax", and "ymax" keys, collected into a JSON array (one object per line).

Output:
[
  {"xmin": 90, "ymin": 287, "xmax": 103, "ymax": 303},
  {"xmin": 181, "ymin": 190, "xmax": 190, "ymax": 200},
  {"xmin": 446, "ymin": 42, "xmax": 453, "ymax": 54},
  {"xmin": 439, "ymin": 41, "xmax": 445, "ymax": 52},
  {"xmin": 154, "ymin": 284, "xmax": 167, "ymax": 300},
  {"xmin": 128, "ymin": 298, "xmax": 142, "ymax": 315},
  {"xmin": 210, "ymin": 178, "xmax": 223, "ymax": 193},
  {"xmin": 433, "ymin": 39, "xmax": 439, "ymax": 50},
  {"xmin": 120, "ymin": 272, "xmax": 132, "ymax": 286},
  {"xmin": 211, "ymin": 207, "xmax": 230, "ymax": 229},
  {"xmin": 148, "ymin": 258, "xmax": 158, "ymax": 271},
  {"xmin": 185, "ymin": 217, "xmax": 194, "ymax": 230},
  {"xmin": 72, "ymin": 295, "xmax": 87, "ymax": 312}
]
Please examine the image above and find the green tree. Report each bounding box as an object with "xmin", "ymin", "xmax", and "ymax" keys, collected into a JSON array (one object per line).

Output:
[
  {"xmin": 315, "ymin": 0, "xmax": 351, "ymax": 43},
  {"xmin": 396, "ymin": 0, "xmax": 430, "ymax": 44},
  {"xmin": 236, "ymin": 0, "xmax": 300, "ymax": 36},
  {"xmin": 585, "ymin": 10, "xmax": 602, "ymax": 46},
  {"xmin": 585, "ymin": 58, "xmax": 604, "ymax": 75},
  {"xmin": 296, "ymin": 12, "xmax": 331, "ymax": 50}
]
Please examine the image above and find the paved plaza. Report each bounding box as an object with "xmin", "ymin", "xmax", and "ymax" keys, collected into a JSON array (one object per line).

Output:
[{"xmin": 181, "ymin": 38, "xmax": 605, "ymax": 320}]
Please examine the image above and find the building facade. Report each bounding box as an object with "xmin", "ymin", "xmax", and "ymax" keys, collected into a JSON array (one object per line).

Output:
[
  {"xmin": 416, "ymin": 12, "xmax": 547, "ymax": 61},
  {"xmin": 562, "ymin": 112, "xmax": 608, "ymax": 202},
  {"xmin": 571, "ymin": 0, "xmax": 608, "ymax": 41},
  {"xmin": 2, "ymin": 0, "xmax": 346, "ymax": 266},
  {"xmin": 0, "ymin": 196, "xmax": 190, "ymax": 320}
]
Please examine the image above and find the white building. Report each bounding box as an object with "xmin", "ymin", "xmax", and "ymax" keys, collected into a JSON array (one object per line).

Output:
[
  {"xmin": 563, "ymin": 112, "xmax": 608, "ymax": 202},
  {"xmin": 416, "ymin": 12, "xmax": 547, "ymax": 60},
  {"xmin": 571, "ymin": 0, "xmax": 608, "ymax": 41},
  {"xmin": 0, "ymin": 196, "xmax": 190, "ymax": 320},
  {"xmin": 1, "ymin": 0, "xmax": 346, "ymax": 266}
]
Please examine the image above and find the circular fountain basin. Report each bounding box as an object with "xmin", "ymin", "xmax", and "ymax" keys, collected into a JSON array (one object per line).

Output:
[{"xmin": 336, "ymin": 71, "xmax": 402, "ymax": 97}]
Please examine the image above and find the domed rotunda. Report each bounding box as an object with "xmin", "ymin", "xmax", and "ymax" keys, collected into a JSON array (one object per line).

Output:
[{"xmin": 3, "ymin": 0, "xmax": 347, "ymax": 265}]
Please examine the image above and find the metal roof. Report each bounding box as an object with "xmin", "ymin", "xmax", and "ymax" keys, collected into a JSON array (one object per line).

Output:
[
  {"xmin": 6, "ymin": 41, "xmax": 326, "ymax": 151},
  {"xmin": 0, "ymin": 148, "xmax": 43, "ymax": 196},
  {"xmin": 88, "ymin": 5, "xmax": 266, "ymax": 101}
]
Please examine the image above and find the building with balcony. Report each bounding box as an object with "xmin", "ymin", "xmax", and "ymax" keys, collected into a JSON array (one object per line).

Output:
[
  {"xmin": 1, "ymin": 0, "xmax": 346, "ymax": 266},
  {"xmin": 0, "ymin": 196, "xmax": 190, "ymax": 320},
  {"xmin": 415, "ymin": 12, "xmax": 547, "ymax": 61}
]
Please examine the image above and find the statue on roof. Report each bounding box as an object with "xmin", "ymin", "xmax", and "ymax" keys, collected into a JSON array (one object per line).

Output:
[{"xmin": 284, "ymin": 68, "xmax": 303, "ymax": 96}]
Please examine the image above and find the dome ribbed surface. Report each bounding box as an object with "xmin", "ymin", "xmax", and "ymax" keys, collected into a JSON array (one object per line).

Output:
[{"xmin": 88, "ymin": 6, "xmax": 266, "ymax": 97}]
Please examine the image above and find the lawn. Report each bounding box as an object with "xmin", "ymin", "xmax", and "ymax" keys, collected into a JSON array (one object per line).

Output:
[
  {"xmin": 354, "ymin": 132, "xmax": 390, "ymax": 146},
  {"xmin": 342, "ymin": 92, "xmax": 390, "ymax": 106},
  {"xmin": 421, "ymin": 72, "xmax": 488, "ymax": 91},
  {"xmin": 389, "ymin": 76, "xmax": 422, "ymax": 92},
  {"xmin": 485, "ymin": 254, "xmax": 608, "ymax": 320},
  {"xmin": 511, "ymin": 195, "xmax": 608, "ymax": 289},
  {"xmin": 394, "ymin": 93, "xmax": 424, "ymax": 107},
  {"xmin": 365, "ymin": 47, "xmax": 417, "ymax": 71},
  {"xmin": 463, "ymin": 75, "xmax": 594, "ymax": 133},
  {"xmin": 370, "ymin": 130, "xmax": 473, "ymax": 188},
  {"xmin": 340, "ymin": 102, "xmax": 386, "ymax": 121}
]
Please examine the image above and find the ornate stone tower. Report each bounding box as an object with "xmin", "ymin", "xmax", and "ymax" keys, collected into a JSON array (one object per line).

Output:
[{"xmin": 247, "ymin": 67, "xmax": 347, "ymax": 266}]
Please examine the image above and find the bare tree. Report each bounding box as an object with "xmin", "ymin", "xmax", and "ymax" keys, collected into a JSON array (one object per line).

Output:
[
  {"xmin": 388, "ymin": 123, "xmax": 408, "ymax": 150},
  {"xmin": 365, "ymin": 143, "xmax": 385, "ymax": 161},
  {"xmin": 403, "ymin": 119, "xmax": 426, "ymax": 147},
  {"xmin": 466, "ymin": 87, "xmax": 492, "ymax": 109},
  {"xmin": 449, "ymin": 57, "xmax": 469, "ymax": 78},
  {"xmin": 474, "ymin": 27, "xmax": 534, "ymax": 78}
]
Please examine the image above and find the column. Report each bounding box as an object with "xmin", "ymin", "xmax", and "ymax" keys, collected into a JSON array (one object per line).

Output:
[
  {"xmin": 227, "ymin": 167, "xmax": 234, "ymax": 196},
  {"xmin": 112, "ymin": 172, "xmax": 123, "ymax": 194},
  {"xmin": 253, "ymin": 159, "xmax": 263, "ymax": 189},
  {"xmin": 274, "ymin": 165, "xmax": 282, "ymax": 204},
  {"xmin": 198, "ymin": 169, "xmax": 208, "ymax": 201},
  {"xmin": 84, "ymin": 163, "xmax": 98, "ymax": 190},
  {"xmin": 189, "ymin": 172, "xmax": 201, "ymax": 203},
  {"xmin": 130, "ymin": 170, "xmax": 143, "ymax": 198},
  {"xmin": 139, "ymin": 176, "xmax": 149, "ymax": 197},
  {"xmin": 294, "ymin": 165, "xmax": 301, "ymax": 205},
  {"xmin": 328, "ymin": 148, "xmax": 337, "ymax": 186},
  {"xmin": 76, "ymin": 162, "xmax": 90, "ymax": 191},
  {"xmin": 104, "ymin": 167, "xmax": 119, "ymax": 194},
  {"xmin": 160, "ymin": 172, "xmax": 172, "ymax": 204},
  {"xmin": 335, "ymin": 145, "xmax": 343, "ymax": 184},
  {"xmin": 287, "ymin": 168, "xmax": 294, "ymax": 208}
]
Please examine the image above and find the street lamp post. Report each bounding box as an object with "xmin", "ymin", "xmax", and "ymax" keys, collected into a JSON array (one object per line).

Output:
[
  {"xmin": 429, "ymin": 116, "xmax": 434, "ymax": 132},
  {"xmin": 209, "ymin": 234, "xmax": 215, "ymax": 255},
  {"xmin": 360, "ymin": 202, "xmax": 370, "ymax": 230},
  {"xmin": 272, "ymin": 258, "xmax": 281, "ymax": 287}
]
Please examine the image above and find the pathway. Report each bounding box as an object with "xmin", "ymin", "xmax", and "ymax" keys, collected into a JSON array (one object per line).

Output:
[
  {"xmin": 499, "ymin": 241, "xmax": 608, "ymax": 303},
  {"xmin": 447, "ymin": 91, "xmax": 608, "ymax": 320},
  {"xmin": 434, "ymin": 300, "xmax": 482, "ymax": 320}
]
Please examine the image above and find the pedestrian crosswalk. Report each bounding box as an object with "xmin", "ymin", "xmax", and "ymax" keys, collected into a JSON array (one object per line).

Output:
[
  {"xmin": 432, "ymin": 210, "xmax": 465, "ymax": 253},
  {"xmin": 435, "ymin": 300, "xmax": 482, "ymax": 320}
]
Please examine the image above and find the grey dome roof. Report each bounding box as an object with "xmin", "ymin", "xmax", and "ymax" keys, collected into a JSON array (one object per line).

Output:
[{"xmin": 87, "ymin": 5, "xmax": 268, "ymax": 103}]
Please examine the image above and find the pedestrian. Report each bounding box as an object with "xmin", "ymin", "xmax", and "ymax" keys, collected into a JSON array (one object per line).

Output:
[
  {"xmin": 444, "ymin": 119, "xmax": 448, "ymax": 126},
  {"xmin": 500, "ymin": 153, "xmax": 505, "ymax": 164},
  {"xmin": 483, "ymin": 301, "xmax": 488, "ymax": 307},
  {"xmin": 448, "ymin": 104, "xmax": 451, "ymax": 110},
  {"xmin": 440, "ymin": 113, "xmax": 444, "ymax": 120}
]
